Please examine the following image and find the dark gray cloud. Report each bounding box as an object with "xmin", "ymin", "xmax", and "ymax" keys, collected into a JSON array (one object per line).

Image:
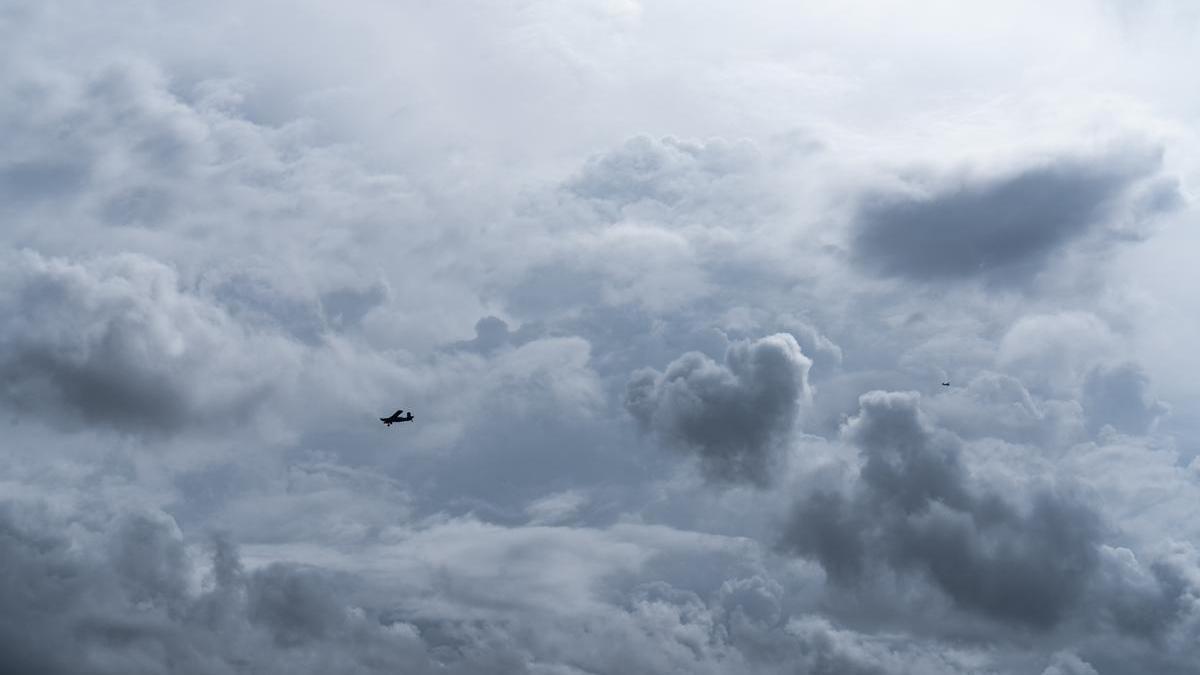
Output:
[
  {"xmin": 851, "ymin": 148, "xmax": 1177, "ymax": 285},
  {"xmin": 780, "ymin": 391, "xmax": 1176, "ymax": 630},
  {"xmin": 445, "ymin": 315, "xmax": 515, "ymax": 355},
  {"xmin": 248, "ymin": 563, "xmax": 350, "ymax": 647},
  {"xmin": 626, "ymin": 334, "xmax": 812, "ymax": 485},
  {"xmin": 444, "ymin": 315, "xmax": 544, "ymax": 356}
]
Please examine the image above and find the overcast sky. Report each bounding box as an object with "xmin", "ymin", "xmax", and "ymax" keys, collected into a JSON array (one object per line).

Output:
[{"xmin": 2, "ymin": 1, "xmax": 1200, "ymax": 673}]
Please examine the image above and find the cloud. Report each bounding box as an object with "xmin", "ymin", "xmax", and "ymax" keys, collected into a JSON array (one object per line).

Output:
[
  {"xmin": 524, "ymin": 489, "xmax": 589, "ymax": 525},
  {"xmin": 996, "ymin": 311, "xmax": 1121, "ymax": 396},
  {"xmin": 0, "ymin": 502, "xmax": 452, "ymax": 675},
  {"xmin": 1082, "ymin": 362, "xmax": 1170, "ymax": 436},
  {"xmin": 924, "ymin": 370, "xmax": 1084, "ymax": 445},
  {"xmin": 396, "ymin": 335, "xmax": 623, "ymax": 513},
  {"xmin": 782, "ymin": 391, "xmax": 1106, "ymax": 628},
  {"xmin": 0, "ymin": 250, "xmax": 298, "ymax": 435},
  {"xmin": 1041, "ymin": 651, "xmax": 1099, "ymax": 675},
  {"xmin": 447, "ymin": 316, "xmax": 516, "ymax": 355},
  {"xmin": 2, "ymin": 2, "xmax": 1200, "ymax": 673},
  {"xmin": 0, "ymin": 494, "xmax": 847, "ymax": 675},
  {"xmin": 851, "ymin": 146, "xmax": 1178, "ymax": 286},
  {"xmin": 779, "ymin": 393, "xmax": 1200, "ymax": 666},
  {"xmin": 564, "ymin": 134, "xmax": 776, "ymax": 226},
  {"xmin": 626, "ymin": 333, "xmax": 812, "ymax": 485}
]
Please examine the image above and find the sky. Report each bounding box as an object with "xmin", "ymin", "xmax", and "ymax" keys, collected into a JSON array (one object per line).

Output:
[{"xmin": 2, "ymin": 1, "xmax": 1199, "ymax": 673}]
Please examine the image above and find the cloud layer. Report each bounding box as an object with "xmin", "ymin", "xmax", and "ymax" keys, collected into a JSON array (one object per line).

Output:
[{"xmin": 2, "ymin": 2, "xmax": 1200, "ymax": 674}]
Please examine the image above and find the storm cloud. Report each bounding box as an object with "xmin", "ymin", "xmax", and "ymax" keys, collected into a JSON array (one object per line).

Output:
[
  {"xmin": 851, "ymin": 148, "xmax": 1178, "ymax": 285},
  {"xmin": 626, "ymin": 334, "xmax": 812, "ymax": 485},
  {"xmin": 784, "ymin": 392, "xmax": 1092, "ymax": 625},
  {"xmin": 782, "ymin": 391, "xmax": 1191, "ymax": 638}
]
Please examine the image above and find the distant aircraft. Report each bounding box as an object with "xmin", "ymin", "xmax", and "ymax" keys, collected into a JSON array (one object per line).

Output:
[
  {"xmin": 941, "ymin": 381, "xmax": 950, "ymax": 387},
  {"xmin": 380, "ymin": 409, "xmax": 414, "ymax": 426}
]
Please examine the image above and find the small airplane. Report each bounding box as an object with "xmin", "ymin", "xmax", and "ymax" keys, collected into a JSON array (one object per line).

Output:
[
  {"xmin": 941, "ymin": 381, "xmax": 950, "ymax": 387},
  {"xmin": 380, "ymin": 409, "xmax": 414, "ymax": 426}
]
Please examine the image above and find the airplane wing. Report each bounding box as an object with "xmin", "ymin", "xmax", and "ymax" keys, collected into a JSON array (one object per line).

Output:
[{"xmin": 392, "ymin": 409, "xmax": 404, "ymax": 418}]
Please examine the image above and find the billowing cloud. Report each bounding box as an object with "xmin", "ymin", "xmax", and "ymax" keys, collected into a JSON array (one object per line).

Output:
[
  {"xmin": 0, "ymin": 503, "xmax": 452, "ymax": 675},
  {"xmin": 0, "ymin": 250, "xmax": 297, "ymax": 434},
  {"xmin": 626, "ymin": 334, "xmax": 812, "ymax": 485},
  {"xmin": 780, "ymin": 391, "xmax": 1180, "ymax": 630}
]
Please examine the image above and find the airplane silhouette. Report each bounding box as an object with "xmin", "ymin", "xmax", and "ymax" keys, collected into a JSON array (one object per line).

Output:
[
  {"xmin": 380, "ymin": 409, "xmax": 414, "ymax": 426},
  {"xmin": 941, "ymin": 381, "xmax": 950, "ymax": 387}
]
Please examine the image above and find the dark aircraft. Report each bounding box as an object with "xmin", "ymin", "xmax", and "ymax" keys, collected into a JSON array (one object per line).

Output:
[
  {"xmin": 381, "ymin": 409, "xmax": 414, "ymax": 426},
  {"xmin": 941, "ymin": 381, "xmax": 950, "ymax": 387}
]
